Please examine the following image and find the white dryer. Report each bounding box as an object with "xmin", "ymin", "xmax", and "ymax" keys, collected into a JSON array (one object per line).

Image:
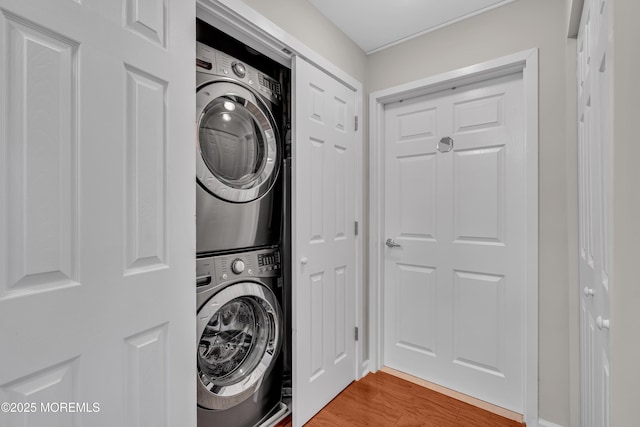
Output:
[{"xmin": 196, "ymin": 42, "xmax": 283, "ymax": 254}]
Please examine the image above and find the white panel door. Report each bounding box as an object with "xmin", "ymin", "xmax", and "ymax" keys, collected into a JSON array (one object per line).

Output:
[
  {"xmin": 578, "ymin": 0, "xmax": 611, "ymax": 425},
  {"xmin": 292, "ymin": 55, "xmax": 357, "ymax": 426},
  {"xmin": 0, "ymin": 1, "xmax": 195, "ymax": 426},
  {"xmin": 383, "ymin": 72, "xmax": 525, "ymax": 412}
]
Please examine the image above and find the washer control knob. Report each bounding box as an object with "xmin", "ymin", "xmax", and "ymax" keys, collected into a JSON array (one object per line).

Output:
[
  {"xmin": 231, "ymin": 259, "xmax": 245, "ymax": 274},
  {"xmin": 232, "ymin": 62, "xmax": 246, "ymax": 78}
]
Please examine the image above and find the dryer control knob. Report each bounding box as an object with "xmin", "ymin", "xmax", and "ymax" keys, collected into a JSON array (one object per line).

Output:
[
  {"xmin": 231, "ymin": 259, "xmax": 245, "ymax": 274},
  {"xmin": 232, "ymin": 62, "xmax": 246, "ymax": 78}
]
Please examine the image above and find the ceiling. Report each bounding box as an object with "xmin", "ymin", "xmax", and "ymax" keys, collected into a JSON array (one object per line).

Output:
[{"xmin": 307, "ymin": 0, "xmax": 517, "ymax": 54}]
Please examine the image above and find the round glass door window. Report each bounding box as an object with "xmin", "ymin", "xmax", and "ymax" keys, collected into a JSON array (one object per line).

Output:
[
  {"xmin": 197, "ymin": 282, "xmax": 281, "ymax": 410},
  {"xmin": 196, "ymin": 81, "xmax": 279, "ymax": 203}
]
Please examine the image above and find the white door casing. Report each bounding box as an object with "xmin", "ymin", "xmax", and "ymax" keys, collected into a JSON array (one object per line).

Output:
[
  {"xmin": 383, "ymin": 72, "xmax": 525, "ymax": 413},
  {"xmin": 369, "ymin": 49, "xmax": 538, "ymax": 425},
  {"xmin": 578, "ymin": 0, "xmax": 611, "ymax": 425},
  {"xmin": 292, "ymin": 55, "xmax": 357, "ymax": 427},
  {"xmin": 0, "ymin": 0, "xmax": 195, "ymax": 426}
]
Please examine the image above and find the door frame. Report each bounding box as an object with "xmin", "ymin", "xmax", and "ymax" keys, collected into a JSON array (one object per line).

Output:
[{"xmin": 368, "ymin": 49, "xmax": 539, "ymax": 425}]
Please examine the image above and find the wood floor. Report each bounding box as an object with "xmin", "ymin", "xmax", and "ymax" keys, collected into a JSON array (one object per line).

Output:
[{"xmin": 278, "ymin": 371, "xmax": 525, "ymax": 426}]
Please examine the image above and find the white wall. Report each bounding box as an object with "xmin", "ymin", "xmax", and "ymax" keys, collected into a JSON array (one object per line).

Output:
[{"xmin": 611, "ymin": 1, "xmax": 640, "ymax": 425}]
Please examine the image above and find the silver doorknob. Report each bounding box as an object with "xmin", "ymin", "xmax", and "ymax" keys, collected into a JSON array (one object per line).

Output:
[
  {"xmin": 438, "ymin": 136, "xmax": 454, "ymax": 153},
  {"xmin": 385, "ymin": 238, "xmax": 402, "ymax": 248},
  {"xmin": 596, "ymin": 316, "xmax": 610, "ymax": 330},
  {"xmin": 583, "ymin": 287, "xmax": 595, "ymax": 297},
  {"xmin": 300, "ymin": 257, "xmax": 308, "ymax": 265}
]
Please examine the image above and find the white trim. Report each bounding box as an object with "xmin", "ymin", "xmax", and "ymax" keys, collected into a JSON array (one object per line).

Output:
[
  {"xmin": 368, "ymin": 48, "xmax": 539, "ymax": 425},
  {"xmin": 538, "ymin": 419, "xmax": 565, "ymax": 427},
  {"xmin": 359, "ymin": 360, "xmax": 370, "ymax": 379},
  {"xmin": 354, "ymin": 83, "xmax": 364, "ymax": 382},
  {"xmin": 522, "ymin": 48, "xmax": 540, "ymax": 427}
]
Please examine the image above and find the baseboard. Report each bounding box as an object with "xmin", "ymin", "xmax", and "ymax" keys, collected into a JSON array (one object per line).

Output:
[
  {"xmin": 359, "ymin": 360, "xmax": 370, "ymax": 379},
  {"xmin": 538, "ymin": 419, "xmax": 564, "ymax": 427}
]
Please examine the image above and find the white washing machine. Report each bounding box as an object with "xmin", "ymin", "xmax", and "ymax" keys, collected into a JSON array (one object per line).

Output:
[
  {"xmin": 196, "ymin": 247, "xmax": 285, "ymax": 427},
  {"xmin": 196, "ymin": 42, "xmax": 283, "ymax": 255}
]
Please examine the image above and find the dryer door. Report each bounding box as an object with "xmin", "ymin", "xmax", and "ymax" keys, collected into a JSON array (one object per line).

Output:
[
  {"xmin": 197, "ymin": 281, "xmax": 282, "ymax": 410},
  {"xmin": 196, "ymin": 80, "xmax": 280, "ymax": 203}
]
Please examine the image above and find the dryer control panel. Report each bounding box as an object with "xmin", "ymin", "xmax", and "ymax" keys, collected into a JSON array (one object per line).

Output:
[
  {"xmin": 196, "ymin": 247, "xmax": 281, "ymax": 287},
  {"xmin": 196, "ymin": 42, "xmax": 281, "ymax": 105}
]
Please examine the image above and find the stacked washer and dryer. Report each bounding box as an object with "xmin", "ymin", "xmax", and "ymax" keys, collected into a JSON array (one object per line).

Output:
[{"xmin": 195, "ymin": 24, "xmax": 291, "ymax": 427}]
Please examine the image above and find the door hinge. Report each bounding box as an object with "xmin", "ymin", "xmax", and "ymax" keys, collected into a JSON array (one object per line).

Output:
[
  {"xmin": 355, "ymin": 116, "xmax": 359, "ymax": 131},
  {"xmin": 355, "ymin": 327, "xmax": 359, "ymax": 341},
  {"xmin": 355, "ymin": 221, "xmax": 359, "ymax": 236}
]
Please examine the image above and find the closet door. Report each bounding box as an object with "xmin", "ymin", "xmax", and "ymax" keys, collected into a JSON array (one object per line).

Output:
[
  {"xmin": 578, "ymin": 0, "xmax": 611, "ymax": 425},
  {"xmin": 0, "ymin": 1, "xmax": 195, "ymax": 426},
  {"xmin": 292, "ymin": 55, "xmax": 357, "ymax": 426}
]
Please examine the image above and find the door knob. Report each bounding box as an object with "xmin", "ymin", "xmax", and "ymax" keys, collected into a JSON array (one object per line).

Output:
[
  {"xmin": 596, "ymin": 316, "xmax": 610, "ymax": 330},
  {"xmin": 300, "ymin": 257, "xmax": 308, "ymax": 265},
  {"xmin": 385, "ymin": 238, "xmax": 402, "ymax": 248},
  {"xmin": 438, "ymin": 136, "xmax": 453, "ymax": 153},
  {"xmin": 583, "ymin": 287, "xmax": 595, "ymax": 297}
]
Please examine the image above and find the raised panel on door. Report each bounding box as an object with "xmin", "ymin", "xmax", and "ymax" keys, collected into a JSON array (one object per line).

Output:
[
  {"xmin": 0, "ymin": 1, "xmax": 195, "ymax": 426},
  {"xmin": 293, "ymin": 56, "xmax": 356, "ymax": 427},
  {"xmin": 2, "ymin": 13, "xmax": 78, "ymax": 297},
  {"xmin": 0, "ymin": 359, "xmax": 78, "ymax": 427},
  {"xmin": 453, "ymin": 146, "xmax": 505, "ymax": 244},
  {"xmin": 389, "ymin": 264, "xmax": 437, "ymax": 357},
  {"xmin": 452, "ymin": 271, "xmax": 505, "ymax": 376},
  {"xmin": 124, "ymin": 65, "xmax": 168, "ymax": 274},
  {"xmin": 398, "ymin": 153, "xmax": 437, "ymax": 240},
  {"xmin": 383, "ymin": 72, "xmax": 525, "ymax": 413}
]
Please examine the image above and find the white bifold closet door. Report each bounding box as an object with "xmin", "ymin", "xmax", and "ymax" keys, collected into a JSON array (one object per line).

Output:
[
  {"xmin": 0, "ymin": 0, "xmax": 195, "ymax": 426},
  {"xmin": 578, "ymin": 0, "xmax": 611, "ymax": 425},
  {"xmin": 292, "ymin": 55, "xmax": 357, "ymax": 426}
]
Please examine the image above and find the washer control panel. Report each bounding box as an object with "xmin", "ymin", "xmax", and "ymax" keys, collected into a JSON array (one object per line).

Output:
[
  {"xmin": 257, "ymin": 251, "xmax": 281, "ymax": 274},
  {"xmin": 196, "ymin": 248, "xmax": 281, "ymax": 287}
]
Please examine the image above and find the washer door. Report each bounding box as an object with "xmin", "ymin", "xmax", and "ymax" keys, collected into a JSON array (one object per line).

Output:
[
  {"xmin": 196, "ymin": 80, "xmax": 280, "ymax": 203},
  {"xmin": 197, "ymin": 282, "xmax": 282, "ymax": 410}
]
